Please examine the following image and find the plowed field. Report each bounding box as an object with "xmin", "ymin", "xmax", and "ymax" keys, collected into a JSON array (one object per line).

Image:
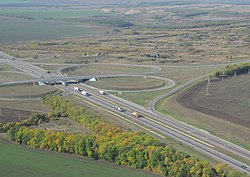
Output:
[{"xmin": 177, "ymin": 75, "xmax": 250, "ymax": 128}]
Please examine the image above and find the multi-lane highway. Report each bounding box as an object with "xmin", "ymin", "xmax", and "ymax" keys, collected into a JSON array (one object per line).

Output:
[{"xmin": 0, "ymin": 51, "xmax": 249, "ymax": 174}]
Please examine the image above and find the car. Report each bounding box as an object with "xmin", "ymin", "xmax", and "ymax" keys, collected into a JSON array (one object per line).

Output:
[{"xmin": 242, "ymin": 165, "xmax": 247, "ymax": 169}]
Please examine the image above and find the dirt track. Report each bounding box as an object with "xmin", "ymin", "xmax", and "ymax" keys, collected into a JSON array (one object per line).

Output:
[{"xmin": 177, "ymin": 77, "xmax": 250, "ymax": 128}]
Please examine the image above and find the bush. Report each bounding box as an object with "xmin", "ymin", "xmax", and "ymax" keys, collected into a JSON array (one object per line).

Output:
[{"xmin": 213, "ymin": 62, "xmax": 250, "ymax": 77}]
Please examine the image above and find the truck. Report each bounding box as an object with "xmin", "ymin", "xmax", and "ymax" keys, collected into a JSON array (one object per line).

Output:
[
  {"xmin": 99, "ymin": 90, "xmax": 106, "ymax": 95},
  {"xmin": 131, "ymin": 111, "xmax": 140, "ymax": 119},
  {"xmin": 81, "ymin": 91, "xmax": 90, "ymax": 97},
  {"xmin": 114, "ymin": 106, "xmax": 122, "ymax": 112},
  {"xmin": 74, "ymin": 86, "xmax": 80, "ymax": 91},
  {"xmin": 61, "ymin": 81, "xmax": 68, "ymax": 86}
]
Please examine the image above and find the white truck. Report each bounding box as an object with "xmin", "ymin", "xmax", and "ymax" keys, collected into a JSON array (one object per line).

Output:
[
  {"xmin": 114, "ymin": 106, "xmax": 122, "ymax": 112},
  {"xmin": 81, "ymin": 91, "xmax": 90, "ymax": 97},
  {"xmin": 74, "ymin": 86, "xmax": 80, "ymax": 91},
  {"xmin": 99, "ymin": 90, "xmax": 106, "ymax": 95},
  {"xmin": 61, "ymin": 81, "xmax": 68, "ymax": 86}
]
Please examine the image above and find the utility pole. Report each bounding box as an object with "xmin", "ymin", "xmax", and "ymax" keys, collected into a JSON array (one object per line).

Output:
[
  {"xmin": 219, "ymin": 71, "xmax": 227, "ymax": 82},
  {"xmin": 205, "ymin": 83, "xmax": 210, "ymax": 96},
  {"xmin": 0, "ymin": 108, "xmax": 3, "ymax": 116},
  {"xmin": 219, "ymin": 74, "xmax": 224, "ymax": 82},
  {"xmin": 206, "ymin": 78, "xmax": 211, "ymax": 96},
  {"xmin": 227, "ymin": 121, "xmax": 231, "ymax": 142},
  {"xmin": 232, "ymin": 71, "xmax": 237, "ymax": 79},
  {"xmin": 228, "ymin": 93, "xmax": 231, "ymax": 102},
  {"xmin": 205, "ymin": 118, "xmax": 208, "ymax": 132},
  {"xmin": 207, "ymin": 78, "xmax": 212, "ymax": 86},
  {"xmin": 38, "ymin": 119, "xmax": 41, "ymax": 130},
  {"xmin": 131, "ymin": 116, "xmax": 135, "ymax": 132}
]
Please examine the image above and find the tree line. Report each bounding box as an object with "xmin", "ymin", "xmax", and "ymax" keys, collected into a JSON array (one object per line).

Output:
[
  {"xmin": 8, "ymin": 126, "xmax": 215, "ymax": 177},
  {"xmin": 3, "ymin": 95, "xmax": 247, "ymax": 177},
  {"xmin": 213, "ymin": 62, "xmax": 250, "ymax": 77}
]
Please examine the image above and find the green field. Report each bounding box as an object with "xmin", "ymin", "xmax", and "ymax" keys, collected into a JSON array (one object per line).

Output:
[
  {"xmin": 63, "ymin": 64, "xmax": 156, "ymax": 76},
  {"xmin": 0, "ymin": 18, "xmax": 96, "ymax": 44},
  {"xmin": 87, "ymin": 76, "xmax": 166, "ymax": 91},
  {"xmin": 154, "ymin": 65, "xmax": 220, "ymax": 85},
  {"xmin": 115, "ymin": 89, "xmax": 167, "ymax": 107},
  {"xmin": 0, "ymin": 9, "xmax": 113, "ymax": 20},
  {"xmin": 0, "ymin": 8, "xmax": 113, "ymax": 44},
  {"xmin": 0, "ymin": 139, "xmax": 159, "ymax": 177}
]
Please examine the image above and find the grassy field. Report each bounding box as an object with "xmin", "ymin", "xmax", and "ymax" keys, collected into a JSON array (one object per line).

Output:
[
  {"xmin": 0, "ymin": 63, "xmax": 32, "ymax": 82},
  {"xmin": 111, "ymin": 64, "xmax": 220, "ymax": 108},
  {"xmin": 0, "ymin": 7, "xmax": 114, "ymax": 44},
  {"xmin": 157, "ymin": 75, "xmax": 250, "ymax": 150},
  {"xmin": 0, "ymin": 99, "xmax": 50, "ymax": 113},
  {"xmin": 154, "ymin": 65, "xmax": 221, "ymax": 84},
  {"xmin": 115, "ymin": 89, "xmax": 166, "ymax": 107},
  {"xmin": 0, "ymin": 72, "xmax": 33, "ymax": 83},
  {"xmin": 0, "ymin": 17, "xmax": 97, "ymax": 44},
  {"xmin": 0, "ymin": 83, "xmax": 60, "ymax": 98},
  {"xmin": 0, "ymin": 62, "xmax": 20, "ymax": 72},
  {"xmin": 34, "ymin": 64, "xmax": 74, "ymax": 73},
  {"xmin": 0, "ymin": 9, "xmax": 113, "ymax": 20},
  {"xmin": 3, "ymin": 1, "xmax": 250, "ymax": 64},
  {"xmin": 63, "ymin": 64, "xmax": 156, "ymax": 76},
  {"xmin": 86, "ymin": 76, "xmax": 166, "ymax": 91},
  {"xmin": 0, "ymin": 139, "xmax": 160, "ymax": 177}
]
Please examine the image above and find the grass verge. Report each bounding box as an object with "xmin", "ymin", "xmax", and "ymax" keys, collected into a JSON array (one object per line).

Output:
[{"xmin": 0, "ymin": 139, "xmax": 160, "ymax": 177}]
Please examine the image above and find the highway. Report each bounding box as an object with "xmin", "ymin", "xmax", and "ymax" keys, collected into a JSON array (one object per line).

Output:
[
  {"xmin": 0, "ymin": 51, "xmax": 249, "ymax": 174},
  {"xmin": 79, "ymin": 83, "xmax": 250, "ymax": 158}
]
